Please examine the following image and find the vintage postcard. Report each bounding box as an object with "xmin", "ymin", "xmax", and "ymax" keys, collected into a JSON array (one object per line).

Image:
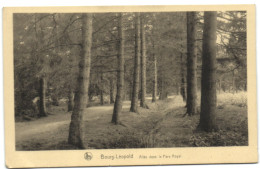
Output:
[{"xmin": 3, "ymin": 5, "xmax": 257, "ymax": 168}]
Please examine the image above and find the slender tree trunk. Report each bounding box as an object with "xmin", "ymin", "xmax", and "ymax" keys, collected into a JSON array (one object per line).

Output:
[
  {"xmin": 180, "ymin": 53, "xmax": 187, "ymax": 102},
  {"xmin": 159, "ymin": 79, "xmax": 163, "ymax": 100},
  {"xmin": 109, "ymin": 79, "xmax": 114, "ymax": 104},
  {"xmin": 100, "ymin": 90, "xmax": 104, "ymax": 105},
  {"xmin": 159, "ymin": 55, "xmax": 167, "ymax": 100},
  {"xmin": 128, "ymin": 80, "xmax": 133, "ymax": 100},
  {"xmin": 199, "ymin": 11, "xmax": 218, "ymax": 132},
  {"xmin": 159, "ymin": 78, "xmax": 167, "ymax": 100},
  {"xmin": 232, "ymin": 70, "xmax": 236, "ymax": 94},
  {"xmin": 186, "ymin": 12, "xmax": 198, "ymax": 116},
  {"xmin": 130, "ymin": 13, "xmax": 141, "ymax": 113},
  {"xmin": 68, "ymin": 13, "xmax": 92, "ymax": 148},
  {"xmin": 100, "ymin": 73, "xmax": 104, "ymax": 105},
  {"xmin": 123, "ymin": 64, "xmax": 127, "ymax": 101},
  {"xmin": 68, "ymin": 88, "xmax": 74, "ymax": 112},
  {"xmin": 140, "ymin": 14, "xmax": 148, "ymax": 108},
  {"xmin": 112, "ymin": 13, "xmax": 125, "ymax": 124},
  {"xmin": 152, "ymin": 43, "xmax": 157, "ymax": 103},
  {"xmin": 39, "ymin": 76, "xmax": 47, "ymax": 117}
]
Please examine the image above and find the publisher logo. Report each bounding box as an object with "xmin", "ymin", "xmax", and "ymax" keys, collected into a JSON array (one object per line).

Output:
[{"xmin": 84, "ymin": 152, "xmax": 93, "ymax": 161}]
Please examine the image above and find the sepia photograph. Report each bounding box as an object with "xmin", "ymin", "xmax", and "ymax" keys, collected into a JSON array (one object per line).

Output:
[{"xmin": 3, "ymin": 5, "xmax": 257, "ymax": 168}]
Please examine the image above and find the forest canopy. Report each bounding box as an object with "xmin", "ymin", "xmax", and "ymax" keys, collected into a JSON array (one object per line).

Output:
[{"xmin": 14, "ymin": 12, "xmax": 246, "ymax": 116}]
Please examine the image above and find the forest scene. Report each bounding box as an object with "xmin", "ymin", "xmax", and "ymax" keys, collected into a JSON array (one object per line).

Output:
[{"xmin": 13, "ymin": 11, "xmax": 247, "ymax": 150}]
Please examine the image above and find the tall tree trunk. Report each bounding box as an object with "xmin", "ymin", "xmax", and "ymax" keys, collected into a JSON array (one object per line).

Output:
[
  {"xmin": 68, "ymin": 88, "xmax": 74, "ymax": 112},
  {"xmin": 159, "ymin": 78, "xmax": 167, "ymax": 100},
  {"xmin": 159, "ymin": 55, "xmax": 167, "ymax": 100},
  {"xmin": 152, "ymin": 43, "xmax": 157, "ymax": 103},
  {"xmin": 186, "ymin": 12, "xmax": 198, "ymax": 116},
  {"xmin": 159, "ymin": 79, "xmax": 163, "ymax": 100},
  {"xmin": 180, "ymin": 53, "xmax": 187, "ymax": 102},
  {"xmin": 123, "ymin": 64, "xmax": 127, "ymax": 101},
  {"xmin": 140, "ymin": 14, "xmax": 148, "ymax": 108},
  {"xmin": 112, "ymin": 13, "xmax": 125, "ymax": 124},
  {"xmin": 199, "ymin": 11, "xmax": 218, "ymax": 132},
  {"xmin": 130, "ymin": 13, "xmax": 141, "ymax": 113},
  {"xmin": 232, "ymin": 70, "xmax": 236, "ymax": 94},
  {"xmin": 100, "ymin": 73, "xmax": 104, "ymax": 105},
  {"xmin": 39, "ymin": 76, "xmax": 47, "ymax": 117},
  {"xmin": 109, "ymin": 79, "xmax": 114, "ymax": 104},
  {"xmin": 68, "ymin": 13, "xmax": 92, "ymax": 148},
  {"xmin": 128, "ymin": 80, "xmax": 133, "ymax": 100}
]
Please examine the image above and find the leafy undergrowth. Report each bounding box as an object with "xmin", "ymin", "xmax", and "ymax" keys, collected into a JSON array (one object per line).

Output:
[
  {"xmin": 101, "ymin": 94, "xmax": 248, "ymax": 148},
  {"xmin": 217, "ymin": 91, "xmax": 247, "ymax": 108},
  {"xmin": 189, "ymin": 104, "xmax": 248, "ymax": 146},
  {"xmin": 16, "ymin": 93, "xmax": 248, "ymax": 150}
]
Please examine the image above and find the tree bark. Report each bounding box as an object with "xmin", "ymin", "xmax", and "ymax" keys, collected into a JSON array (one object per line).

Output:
[
  {"xmin": 123, "ymin": 64, "xmax": 127, "ymax": 101},
  {"xmin": 159, "ymin": 78, "xmax": 167, "ymax": 100},
  {"xmin": 128, "ymin": 80, "xmax": 133, "ymax": 100},
  {"xmin": 180, "ymin": 53, "xmax": 187, "ymax": 102},
  {"xmin": 39, "ymin": 76, "xmax": 47, "ymax": 117},
  {"xmin": 112, "ymin": 13, "xmax": 125, "ymax": 124},
  {"xmin": 152, "ymin": 42, "xmax": 157, "ymax": 103},
  {"xmin": 109, "ymin": 79, "xmax": 114, "ymax": 104},
  {"xmin": 186, "ymin": 12, "xmax": 198, "ymax": 116},
  {"xmin": 140, "ymin": 14, "xmax": 148, "ymax": 108},
  {"xmin": 100, "ymin": 73, "xmax": 104, "ymax": 105},
  {"xmin": 199, "ymin": 11, "xmax": 218, "ymax": 132},
  {"xmin": 130, "ymin": 13, "xmax": 141, "ymax": 113},
  {"xmin": 232, "ymin": 70, "xmax": 236, "ymax": 94},
  {"xmin": 68, "ymin": 88, "xmax": 74, "ymax": 112},
  {"xmin": 68, "ymin": 13, "xmax": 92, "ymax": 148}
]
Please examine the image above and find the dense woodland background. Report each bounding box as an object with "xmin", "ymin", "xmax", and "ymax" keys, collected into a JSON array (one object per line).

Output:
[{"xmin": 14, "ymin": 11, "xmax": 247, "ymax": 150}]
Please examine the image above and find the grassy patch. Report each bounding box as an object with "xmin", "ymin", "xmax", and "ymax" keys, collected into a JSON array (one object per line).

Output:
[
  {"xmin": 189, "ymin": 104, "xmax": 248, "ymax": 147},
  {"xmin": 217, "ymin": 92, "xmax": 247, "ymax": 108},
  {"xmin": 15, "ymin": 93, "xmax": 248, "ymax": 150}
]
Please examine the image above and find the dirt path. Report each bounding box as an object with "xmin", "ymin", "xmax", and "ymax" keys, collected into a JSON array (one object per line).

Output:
[
  {"xmin": 15, "ymin": 101, "xmax": 133, "ymax": 150},
  {"xmin": 15, "ymin": 97, "xmax": 188, "ymax": 150},
  {"xmin": 16, "ymin": 101, "xmax": 132, "ymax": 140}
]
